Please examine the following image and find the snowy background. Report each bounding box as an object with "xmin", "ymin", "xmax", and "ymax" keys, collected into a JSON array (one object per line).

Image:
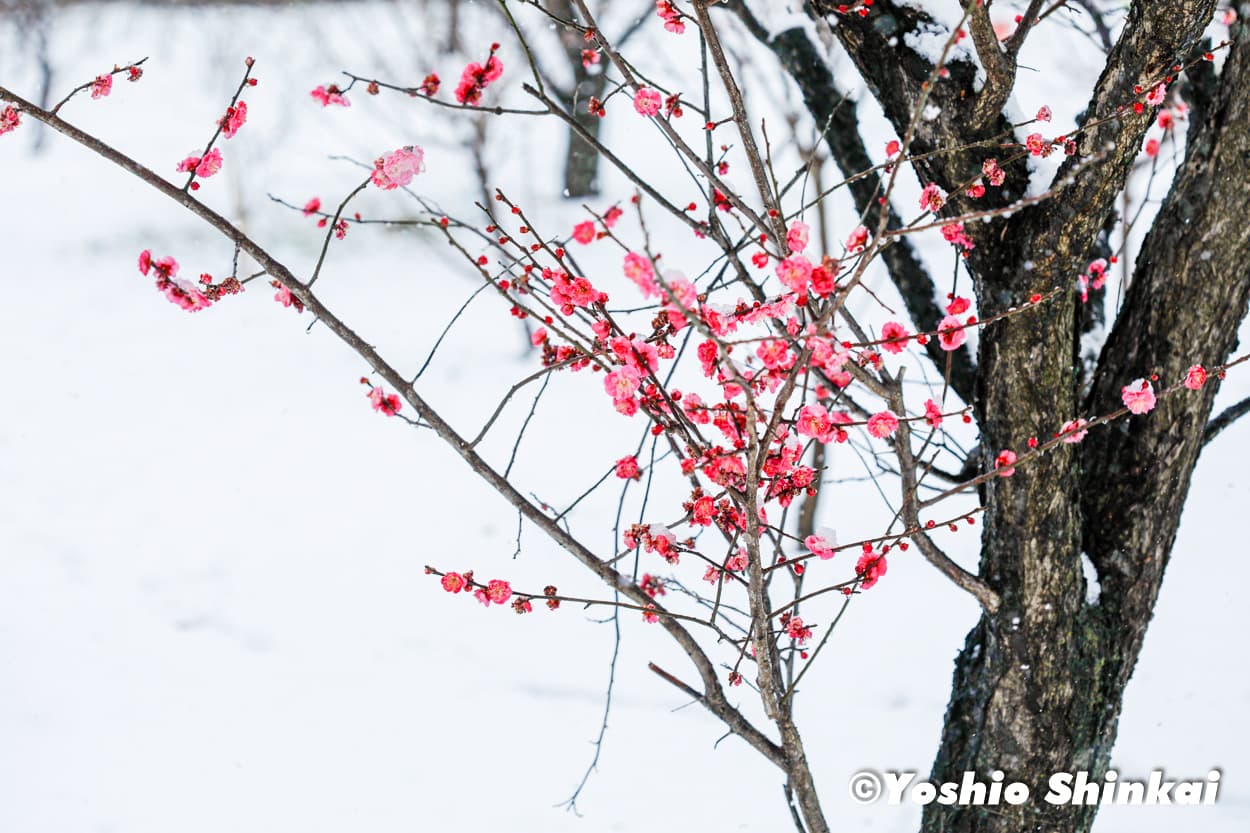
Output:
[{"xmin": 1, "ymin": 2, "xmax": 1248, "ymax": 831}]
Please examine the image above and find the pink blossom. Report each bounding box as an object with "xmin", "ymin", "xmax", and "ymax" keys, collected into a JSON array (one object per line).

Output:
[
  {"xmin": 885, "ymin": 139, "xmax": 901, "ymax": 157},
  {"xmin": 757, "ymin": 339, "xmax": 793, "ymax": 370},
  {"xmin": 995, "ymin": 449, "xmax": 1017, "ymax": 477},
  {"xmin": 441, "ymin": 572, "xmax": 467, "ymax": 593},
  {"xmin": 90, "ymin": 74, "xmax": 113, "ymax": 100},
  {"xmin": 656, "ymin": 1, "xmax": 685, "ymax": 33},
  {"xmin": 137, "ymin": 250, "xmax": 153, "ymax": 276},
  {"xmin": 784, "ymin": 615, "xmax": 812, "ymax": 644},
  {"xmin": 623, "ymin": 252, "xmax": 659, "ymax": 297},
  {"xmin": 633, "ymin": 87, "xmax": 663, "ymax": 116},
  {"xmin": 845, "ymin": 225, "xmax": 870, "ymax": 253},
  {"xmin": 221, "ymin": 101, "xmax": 247, "ymax": 138},
  {"xmin": 371, "ymin": 146, "xmax": 425, "ymax": 190},
  {"xmin": 796, "ymin": 403, "xmax": 833, "ymax": 442},
  {"xmin": 982, "ymin": 157, "xmax": 1005, "ymax": 187},
  {"xmin": 1184, "ymin": 365, "xmax": 1207, "ymax": 390},
  {"xmin": 485, "ymin": 579, "xmax": 512, "ymax": 605},
  {"xmin": 937, "ymin": 315, "xmax": 967, "ymax": 351},
  {"xmin": 775, "ymin": 254, "xmax": 813, "ymax": 293},
  {"xmin": 1145, "ymin": 82, "xmax": 1167, "ymax": 107},
  {"xmin": 919, "ymin": 182, "xmax": 946, "ymax": 213},
  {"xmin": 1060, "ymin": 418, "xmax": 1088, "ymax": 443},
  {"xmin": 867, "ymin": 411, "xmax": 899, "ymax": 439},
  {"xmin": 194, "ymin": 148, "xmax": 223, "ymax": 178},
  {"xmin": 1121, "ymin": 378, "xmax": 1157, "ymax": 414},
  {"xmin": 1036, "ymin": 105, "xmax": 1052, "ymax": 122},
  {"xmin": 881, "ymin": 321, "xmax": 909, "ymax": 354},
  {"xmin": 946, "ymin": 296, "xmax": 971, "ymax": 315},
  {"xmin": 310, "ymin": 84, "xmax": 350, "ymax": 107},
  {"xmin": 272, "ymin": 281, "xmax": 303, "ymax": 312},
  {"xmin": 572, "ymin": 221, "xmax": 596, "ymax": 244},
  {"xmin": 604, "ymin": 367, "xmax": 642, "ymax": 400},
  {"xmin": 302, "ymin": 197, "xmax": 322, "ymax": 216},
  {"xmin": 855, "ymin": 551, "xmax": 887, "ymax": 589},
  {"xmin": 1144, "ymin": 138, "xmax": 1159, "ymax": 158},
  {"xmin": 805, "ymin": 529, "xmax": 837, "ymax": 560},
  {"xmin": 1025, "ymin": 133, "xmax": 1047, "ymax": 156},
  {"xmin": 786, "ymin": 221, "xmax": 810, "ymax": 253},
  {"xmin": 924, "ymin": 399, "xmax": 943, "ymax": 428},
  {"xmin": 0, "ymin": 105, "xmax": 20, "ymax": 136},
  {"xmin": 642, "ymin": 604, "xmax": 660, "ymax": 624},
  {"xmin": 368, "ymin": 386, "xmax": 403, "ymax": 416},
  {"xmin": 941, "ymin": 222, "xmax": 975, "ymax": 250},
  {"xmin": 615, "ymin": 455, "xmax": 641, "ymax": 480},
  {"xmin": 530, "ymin": 327, "xmax": 547, "ymax": 346}
]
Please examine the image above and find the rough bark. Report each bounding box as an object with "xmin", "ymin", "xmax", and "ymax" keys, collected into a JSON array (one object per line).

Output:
[
  {"xmin": 789, "ymin": 2, "xmax": 1238, "ymax": 831},
  {"xmin": 925, "ymin": 4, "xmax": 1239, "ymax": 832}
]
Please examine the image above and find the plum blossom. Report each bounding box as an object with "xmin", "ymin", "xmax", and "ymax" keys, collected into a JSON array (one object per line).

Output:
[
  {"xmin": 982, "ymin": 157, "xmax": 1006, "ymax": 187},
  {"xmin": 856, "ymin": 551, "xmax": 888, "ymax": 589},
  {"xmin": 572, "ymin": 221, "xmax": 596, "ymax": 244},
  {"xmin": 0, "ymin": 105, "xmax": 20, "ymax": 136},
  {"xmin": 846, "ymin": 225, "xmax": 870, "ymax": 253},
  {"xmin": 919, "ymin": 182, "xmax": 946, "ymax": 213},
  {"xmin": 623, "ymin": 252, "xmax": 659, "ymax": 297},
  {"xmin": 310, "ymin": 84, "xmax": 350, "ymax": 107},
  {"xmin": 604, "ymin": 366, "xmax": 642, "ymax": 401},
  {"xmin": 455, "ymin": 53, "xmax": 503, "ymax": 105},
  {"xmin": 271, "ymin": 280, "xmax": 304, "ymax": 312},
  {"xmin": 1145, "ymin": 82, "xmax": 1167, "ymax": 107},
  {"xmin": 937, "ymin": 314, "xmax": 967, "ymax": 351},
  {"xmin": 90, "ymin": 74, "xmax": 113, "ymax": 99},
  {"xmin": 1036, "ymin": 105, "xmax": 1052, "ymax": 122},
  {"xmin": 775, "ymin": 254, "xmax": 813, "ymax": 293},
  {"xmin": 656, "ymin": 1, "xmax": 685, "ymax": 33},
  {"xmin": 441, "ymin": 572, "xmax": 467, "ymax": 593},
  {"xmin": 221, "ymin": 101, "xmax": 247, "ymax": 138},
  {"xmin": 786, "ymin": 221, "xmax": 810, "ymax": 253},
  {"xmin": 795, "ymin": 403, "xmax": 833, "ymax": 443},
  {"xmin": 881, "ymin": 321, "xmax": 909, "ymax": 354},
  {"xmin": 368, "ymin": 386, "xmax": 402, "ymax": 416},
  {"xmin": 371, "ymin": 146, "xmax": 425, "ymax": 190},
  {"xmin": 1184, "ymin": 365, "xmax": 1207, "ymax": 390},
  {"xmin": 924, "ymin": 399, "xmax": 943, "ymax": 428},
  {"xmin": 615, "ymin": 455, "xmax": 641, "ymax": 480},
  {"xmin": 995, "ymin": 449, "xmax": 1017, "ymax": 477},
  {"xmin": 805, "ymin": 527, "xmax": 838, "ymax": 560},
  {"xmin": 177, "ymin": 148, "xmax": 223, "ymax": 179},
  {"xmin": 867, "ymin": 411, "xmax": 899, "ymax": 439},
  {"xmin": 484, "ymin": 579, "xmax": 512, "ymax": 605},
  {"xmin": 1060, "ymin": 418, "xmax": 1089, "ymax": 443},
  {"xmin": 634, "ymin": 87, "xmax": 663, "ymax": 116},
  {"xmin": 302, "ymin": 197, "xmax": 321, "ymax": 216},
  {"xmin": 784, "ymin": 615, "xmax": 813, "ymax": 644},
  {"xmin": 941, "ymin": 222, "xmax": 975, "ymax": 250},
  {"xmin": 1121, "ymin": 378, "xmax": 1157, "ymax": 414}
]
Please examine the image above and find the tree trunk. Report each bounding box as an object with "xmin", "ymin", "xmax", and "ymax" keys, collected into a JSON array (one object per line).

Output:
[
  {"xmin": 922, "ymin": 12, "xmax": 1250, "ymax": 833},
  {"xmin": 560, "ymin": 70, "xmax": 606, "ymax": 198}
]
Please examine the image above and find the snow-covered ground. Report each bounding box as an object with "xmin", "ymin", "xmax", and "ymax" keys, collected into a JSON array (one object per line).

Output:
[{"xmin": 1, "ymin": 3, "xmax": 1247, "ymax": 831}]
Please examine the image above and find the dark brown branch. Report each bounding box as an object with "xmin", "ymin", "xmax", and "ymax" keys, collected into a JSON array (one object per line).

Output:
[{"xmin": 1204, "ymin": 395, "xmax": 1250, "ymax": 445}]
